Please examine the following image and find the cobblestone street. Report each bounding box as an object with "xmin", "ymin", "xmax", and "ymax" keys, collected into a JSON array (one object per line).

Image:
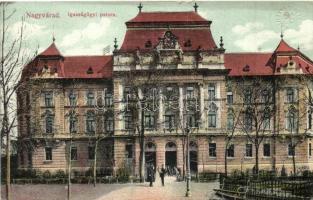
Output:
[{"xmin": 1, "ymin": 176, "xmax": 221, "ymax": 200}]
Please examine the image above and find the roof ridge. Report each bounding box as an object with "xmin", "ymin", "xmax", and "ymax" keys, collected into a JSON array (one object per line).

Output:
[
  {"xmin": 226, "ymin": 52, "xmax": 272, "ymax": 54},
  {"xmin": 65, "ymin": 55, "xmax": 112, "ymax": 58}
]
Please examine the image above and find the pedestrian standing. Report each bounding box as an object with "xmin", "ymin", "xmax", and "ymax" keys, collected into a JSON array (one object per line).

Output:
[
  {"xmin": 148, "ymin": 164, "xmax": 154, "ymax": 187},
  {"xmin": 159, "ymin": 164, "xmax": 166, "ymax": 186}
]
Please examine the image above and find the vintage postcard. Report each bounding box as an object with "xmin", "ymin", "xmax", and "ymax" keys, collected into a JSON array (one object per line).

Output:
[{"xmin": 1, "ymin": 1, "xmax": 313, "ymax": 200}]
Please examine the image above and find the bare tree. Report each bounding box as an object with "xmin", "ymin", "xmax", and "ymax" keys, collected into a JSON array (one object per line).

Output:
[
  {"xmin": 231, "ymin": 77, "xmax": 276, "ymax": 176},
  {"xmin": 115, "ymin": 68, "xmax": 162, "ymax": 182},
  {"xmin": 0, "ymin": 3, "xmax": 37, "ymax": 200},
  {"xmin": 223, "ymin": 82, "xmax": 243, "ymax": 176}
]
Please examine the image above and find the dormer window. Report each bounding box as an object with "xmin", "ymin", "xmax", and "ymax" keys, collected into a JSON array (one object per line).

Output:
[
  {"xmin": 184, "ymin": 39, "xmax": 192, "ymax": 47},
  {"xmin": 243, "ymin": 65, "xmax": 250, "ymax": 72},
  {"xmin": 145, "ymin": 40, "xmax": 152, "ymax": 48},
  {"xmin": 87, "ymin": 67, "xmax": 93, "ymax": 74}
]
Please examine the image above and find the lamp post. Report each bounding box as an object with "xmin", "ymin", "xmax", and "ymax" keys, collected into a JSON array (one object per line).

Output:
[{"xmin": 185, "ymin": 127, "xmax": 191, "ymax": 197}]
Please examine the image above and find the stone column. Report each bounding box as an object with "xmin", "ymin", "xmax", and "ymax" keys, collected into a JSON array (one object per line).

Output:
[
  {"xmin": 113, "ymin": 80, "xmax": 123, "ymax": 133},
  {"xmin": 158, "ymin": 88, "xmax": 163, "ymax": 130},
  {"xmin": 199, "ymin": 83, "xmax": 205, "ymax": 129},
  {"xmin": 138, "ymin": 88, "xmax": 143, "ymax": 129},
  {"xmin": 179, "ymin": 84, "xmax": 184, "ymax": 123}
]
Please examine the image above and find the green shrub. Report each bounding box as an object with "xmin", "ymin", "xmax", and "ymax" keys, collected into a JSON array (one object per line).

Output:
[
  {"xmin": 54, "ymin": 170, "xmax": 66, "ymax": 178},
  {"xmin": 116, "ymin": 167, "xmax": 130, "ymax": 182},
  {"xmin": 42, "ymin": 170, "xmax": 51, "ymax": 179}
]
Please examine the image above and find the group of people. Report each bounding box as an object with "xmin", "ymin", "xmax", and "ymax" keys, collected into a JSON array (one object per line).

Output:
[{"xmin": 146, "ymin": 164, "xmax": 167, "ymax": 187}]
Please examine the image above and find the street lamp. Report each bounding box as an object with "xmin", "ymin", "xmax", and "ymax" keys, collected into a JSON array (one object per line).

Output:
[{"xmin": 185, "ymin": 126, "xmax": 191, "ymax": 197}]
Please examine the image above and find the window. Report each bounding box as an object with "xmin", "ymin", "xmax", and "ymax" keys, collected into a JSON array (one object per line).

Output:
[
  {"xmin": 227, "ymin": 114, "xmax": 234, "ymax": 130},
  {"xmin": 208, "ymin": 111, "xmax": 216, "ymax": 128},
  {"xmin": 88, "ymin": 146, "xmax": 95, "ymax": 160},
  {"xmin": 227, "ymin": 144, "xmax": 234, "ymax": 157},
  {"xmin": 44, "ymin": 92, "xmax": 53, "ymax": 107},
  {"xmin": 71, "ymin": 147, "xmax": 77, "ymax": 161},
  {"xmin": 164, "ymin": 112, "xmax": 175, "ymax": 130},
  {"xmin": 308, "ymin": 112, "xmax": 312, "ymax": 130},
  {"xmin": 286, "ymin": 111, "xmax": 296, "ymax": 132},
  {"xmin": 227, "ymin": 92, "xmax": 233, "ymax": 105},
  {"xmin": 186, "ymin": 87, "xmax": 194, "ymax": 99},
  {"xmin": 86, "ymin": 111, "xmax": 95, "ymax": 134},
  {"xmin": 69, "ymin": 114, "xmax": 78, "ymax": 133},
  {"xmin": 45, "ymin": 147, "xmax": 52, "ymax": 161},
  {"xmin": 262, "ymin": 89, "xmax": 270, "ymax": 103},
  {"xmin": 45, "ymin": 111, "xmax": 54, "ymax": 134},
  {"xmin": 69, "ymin": 91, "xmax": 77, "ymax": 106},
  {"xmin": 245, "ymin": 144, "xmax": 253, "ymax": 157},
  {"xmin": 263, "ymin": 112, "xmax": 270, "ymax": 130},
  {"xmin": 286, "ymin": 88, "xmax": 295, "ymax": 103},
  {"xmin": 208, "ymin": 84, "xmax": 215, "ymax": 100},
  {"xmin": 209, "ymin": 143, "xmax": 216, "ymax": 157},
  {"xmin": 244, "ymin": 112, "xmax": 252, "ymax": 131},
  {"xmin": 309, "ymin": 143, "xmax": 312, "ymax": 157},
  {"xmin": 105, "ymin": 117, "xmax": 114, "ymax": 132},
  {"xmin": 86, "ymin": 91, "xmax": 95, "ymax": 106},
  {"xmin": 263, "ymin": 143, "xmax": 271, "ymax": 157},
  {"xmin": 105, "ymin": 93, "xmax": 113, "ymax": 107},
  {"xmin": 124, "ymin": 113, "xmax": 133, "ymax": 130},
  {"xmin": 288, "ymin": 143, "xmax": 295, "ymax": 156},
  {"xmin": 126, "ymin": 144, "xmax": 133, "ymax": 158},
  {"xmin": 244, "ymin": 88, "xmax": 252, "ymax": 104},
  {"xmin": 144, "ymin": 113, "xmax": 155, "ymax": 129},
  {"xmin": 187, "ymin": 113, "xmax": 196, "ymax": 128}
]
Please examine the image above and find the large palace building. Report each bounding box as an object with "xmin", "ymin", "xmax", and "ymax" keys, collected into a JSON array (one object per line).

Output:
[{"xmin": 17, "ymin": 5, "xmax": 313, "ymax": 176}]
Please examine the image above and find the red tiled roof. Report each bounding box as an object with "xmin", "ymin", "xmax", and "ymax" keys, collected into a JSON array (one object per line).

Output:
[
  {"xmin": 274, "ymin": 39, "xmax": 297, "ymax": 53},
  {"xmin": 120, "ymin": 29, "xmax": 217, "ymax": 51},
  {"xmin": 39, "ymin": 42, "xmax": 63, "ymax": 57},
  {"xmin": 127, "ymin": 11, "xmax": 209, "ymax": 24},
  {"xmin": 224, "ymin": 53, "xmax": 274, "ymax": 76},
  {"xmin": 62, "ymin": 56, "xmax": 112, "ymax": 78}
]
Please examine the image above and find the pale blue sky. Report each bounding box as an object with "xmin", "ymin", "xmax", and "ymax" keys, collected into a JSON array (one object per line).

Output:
[{"xmin": 6, "ymin": 1, "xmax": 313, "ymax": 58}]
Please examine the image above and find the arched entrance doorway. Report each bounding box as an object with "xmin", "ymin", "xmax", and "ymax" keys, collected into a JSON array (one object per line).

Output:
[
  {"xmin": 165, "ymin": 142, "xmax": 177, "ymax": 174},
  {"xmin": 189, "ymin": 141, "xmax": 198, "ymax": 174},
  {"xmin": 145, "ymin": 142, "xmax": 156, "ymax": 168}
]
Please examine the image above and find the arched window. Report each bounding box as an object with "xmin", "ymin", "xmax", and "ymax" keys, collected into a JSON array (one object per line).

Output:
[
  {"xmin": 86, "ymin": 111, "xmax": 95, "ymax": 134},
  {"xmin": 45, "ymin": 111, "xmax": 54, "ymax": 134}
]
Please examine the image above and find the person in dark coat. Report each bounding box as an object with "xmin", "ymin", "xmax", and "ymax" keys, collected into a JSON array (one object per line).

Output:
[
  {"xmin": 147, "ymin": 164, "xmax": 154, "ymax": 187},
  {"xmin": 159, "ymin": 164, "xmax": 166, "ymax": 186}
]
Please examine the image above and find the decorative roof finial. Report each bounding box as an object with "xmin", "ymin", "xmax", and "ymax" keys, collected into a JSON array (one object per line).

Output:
[
  {"xmin": 194, "ymin": 2, "xmax": 199, "ymax": 13},
  {"xmin": 52, "ymin": 35, "xmax": 55, "ymax": 43},
  {"xmin": 297, "ymin": 44, "xmax": 300, "ymax": 51},
  {"xmin": 280, "ymin": 23, "xmax": 284, "ymax": 39},
  {"xmin": 220, "ymin": 36, "xmax": 224, "ymax": 49},
  {"xmin": 138, "ymin": 2, "xmax": 143, "ymax": 13},
  {"xmin": 114, "ymin": 38, "xmax": 118, "ymax": 50}
]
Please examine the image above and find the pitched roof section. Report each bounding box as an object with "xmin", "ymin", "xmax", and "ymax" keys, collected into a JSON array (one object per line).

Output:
[
  {"xmin": 62, "ymin": 56, "xmax": 112, "ymax": 78},
  {"xmin": 39, "ymin": 42, "xmax": 63, "ymax": 57},
  {"xmin": 127, "ymin": 11, "xmax": 209, "ymax": 25},
  {"xmin": 120, "ymin": 29, "xmax": 217, "ymax": 51},
  {"xmin": 274, "ymin": 39, "xmax": 297, "ymax": 53},
  {"xmin": 224, "ymin": 53, "xmax": 274, "ymax": 76}
]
